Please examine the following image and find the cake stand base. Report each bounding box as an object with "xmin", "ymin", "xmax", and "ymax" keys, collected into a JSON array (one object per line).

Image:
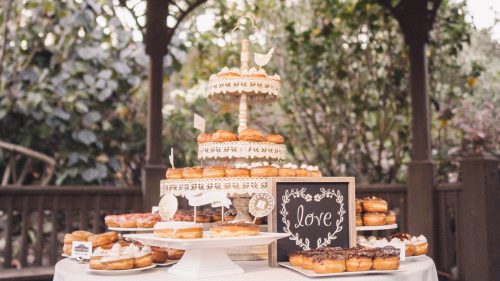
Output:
[{"xmin": 168, "ymin": 248, "xmax": 244, "ymax": 278}]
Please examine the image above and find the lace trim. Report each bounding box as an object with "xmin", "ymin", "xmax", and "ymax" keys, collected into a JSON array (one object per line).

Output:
[
  {"xmin": 207, "ymin": 76, "xmax": 280, "ymax": 104},
  {"xmin": 160, "ymin": 177, "xmax": 273, "ymax": 196},
  {"xmin": 198, "ymin": 141, "xmax": 286, "ymax": 160}
]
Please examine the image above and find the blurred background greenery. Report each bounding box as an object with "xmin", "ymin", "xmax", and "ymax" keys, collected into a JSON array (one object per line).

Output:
[{"xmin": 0, "ymin": 0, "xmax": 498, "ymax": 186}]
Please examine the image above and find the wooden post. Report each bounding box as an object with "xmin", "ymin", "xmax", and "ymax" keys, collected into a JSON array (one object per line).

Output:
[
  {"xmin": 143, "ymin": 0, "xmax": 168, "ymax": 210},
  {"xmin": 459, "ymin": 155, "xmax": 500, "ymax": 281}
]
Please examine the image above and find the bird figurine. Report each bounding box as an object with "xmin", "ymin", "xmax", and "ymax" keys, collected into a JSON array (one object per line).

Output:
[{"xmin": 254, "ymin": 47, "xmax": 274, "ymax": 70}]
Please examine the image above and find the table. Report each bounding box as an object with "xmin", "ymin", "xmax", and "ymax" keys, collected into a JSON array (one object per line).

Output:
[{"xmin": 54, "ymin": 256, "xmax": 438, "ymax": 281}]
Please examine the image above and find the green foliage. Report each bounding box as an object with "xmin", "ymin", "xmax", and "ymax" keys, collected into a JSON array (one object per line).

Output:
[{"xmin": 0, "ymin": 0, "xmax": 148, "ymax": 185}]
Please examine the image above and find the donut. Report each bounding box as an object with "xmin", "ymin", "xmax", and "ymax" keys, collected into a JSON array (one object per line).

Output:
[
  {"xmin": 209, "ymin": 221, "xmax": 260, "ymax": 237},
  {"xmin": 372, "ymin": 246, "xmax": 400, "ymax": 270},
  {"xmin": 356, "ymin": 214, "xmax": 363, "ymax": 226},
  {"xmin": 211, "ymin": 212, "xmax": 222, "ymax": 222},
  {"xmin": 265, "ymin": 134, "xmax": 285, "ymax": 144},
  {"xmin": 310, "ymin": 170, "xmax": 322, "ymax": 177},
  {"xmin": 119, "ymin": 214, "xmax": 141, "ymax": 228},
  {"xmin": 345, "ymin": 256, "xmax": 372, "ymax": 272},
  {"xmin": 63, "ymin": 243, "xmax": 72, "ymax": 255},
  {"xmin": 100, "ymin": 258, "xmax": 134, "ymax": 270},
  {"xmin": 203, "ymin": 166, "xmax": 226, "ymax": 178},
  {"xmin": 151, "ymin": 247, "xmax": 168, "ymax": 263},
  {"xmin": 182, "ymin": 167, "xmax": 204, "ymax": 179},
  {"xmin": 289, "ymin": 252, "xmax": 303, "ymax": 266},
  {"xmin": 312, "ymin": 254, "xmax": 346, "ymax": 274},
  {"xmin": 212, "ymin": 130, "xmax": 238, "ymax": 142},
  {"xmin": 301, "ymin": 253, "xmax": 315, "ymax": 270},
  {"xmin": 133, "ymin": 253, "xmax": 153, "ymax": 268},
  {"xmin": 194, "ymin": 213, "xmax": 211, "ymax": 223},
  {"xmin": 225, "ymin": 168, "xmax": 250, "ymax": 177},
  {"xmin": 361, "ymin": 196, "xmax": 388, "ymax": 213},
  {"xmin": 250, "ymin": 166, "xmax": 278, "ymax": 177},
  {"xmin": 294, "ymin": 168, "xmax": 311, "ymax": 177},
  {"xmin": 238, "ymin": 128, "xmax": 265, "ymax": 142},
  {"xmin": 136, "ymin": 214, "xmax": 161, "ymax": 228},
  {"xmin": 413, "ymin": 242, "xmax": 428, "ymax": 256},
  {"xmin": 89, "ymin": 247, "xmax": 108, "ymax": 270},
  {"xmin": 71, "ymin": 230, "xmax": 94, "ymax": 241},
  {"xmin": 105, "ymin": 215, "xmax": 120, "ymax": 227},
  {"xmin": 385, "ymin": 210, "xmax": 396, "ymax": 225},
  {"xmin": 197, "ymin": 133, "xmax": 213, "ymax": 143},
  {"xmin": 153, "ymin": 222, "xmax": 203, "ymax": 239},
  {"xmin": 362, "ymin": 212, "xmax": 386, "ymax": 226},
  {"xmin": 355, "ymin": 199, "xmax": 363, "ymax": 214},
  {"xmin": 88, "ymin": 232, "xmax": 118, "ymax": 247},
  {"xmin": 278, "ymin": 168, "xmax": 296, "ymax": 177},
  {"xmin": 165, "ymin": 168, "xmax": 183, "ymax": 179}
]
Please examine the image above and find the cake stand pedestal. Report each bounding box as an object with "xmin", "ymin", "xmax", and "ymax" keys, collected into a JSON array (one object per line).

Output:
[{"xmin": 124, "ymin": 232, "xmax": 290, "ymax": 278}]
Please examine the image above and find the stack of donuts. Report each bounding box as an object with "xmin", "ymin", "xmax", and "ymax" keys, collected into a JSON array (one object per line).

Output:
[
  {"xmin": 63, "ymin": 231, "xmax": 119, "ymax": 256},
  {"xmin": 289, "ymin": 246, "xmax": 400, "ymax": 274},
  {"xmin": 105, "ymin": 213, "xmax": 162, "ymax": 228},
  {"xmin": 166, "ymin": 163, "xmax": 322, "ymax": 179},
  {"xmin": 197, "ymin": 128, "xmax": 284, "ymax": 144},
  {"xmin": 89, "ymin": 244, "xmax": 153, "ymax": 270},
  {"xmin": 356, "ymin": 197, "xmax": 396, "ymax": 226}
]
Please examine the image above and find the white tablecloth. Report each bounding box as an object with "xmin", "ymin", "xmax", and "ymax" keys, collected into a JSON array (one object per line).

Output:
[{"xmin": 54, "ymin": 256, "xmax": 438, "ymax": 281}]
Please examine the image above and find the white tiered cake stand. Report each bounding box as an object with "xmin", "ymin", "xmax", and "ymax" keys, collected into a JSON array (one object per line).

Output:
[{"xmin": 124, "ymin": 232, "xmax": 290, "ymax": 278}]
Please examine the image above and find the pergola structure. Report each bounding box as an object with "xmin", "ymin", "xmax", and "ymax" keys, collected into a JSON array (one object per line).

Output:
[{"xmin": 142, "ymin": 1, "xmax": 499, "ymax": 280}]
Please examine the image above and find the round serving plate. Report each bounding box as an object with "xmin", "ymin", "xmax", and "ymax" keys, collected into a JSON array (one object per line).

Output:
[
  {"xmin": 87, "ymin": 264, "xmax": 156, "ymax": 275},
  {"xmin": 207, "ymin": 76, "xmax": 280, "ymax": 105},
  {"xmin": 197, "ymin": 141, "xmax": 286, "ymax": 160},
  {"xmin": 107, "ymin": 227, "xmax": 154, "ymax": 232},
  {"xmin": 154, "ymin": 260, "xmax": 179, "ymax": 267},
  {"xmin": 160, "ymin": 177, "xmax": 273, "ymax": 197},
  {"xmin": 356, "ymin": 224, "xmax": 398, "ymax": 231}
]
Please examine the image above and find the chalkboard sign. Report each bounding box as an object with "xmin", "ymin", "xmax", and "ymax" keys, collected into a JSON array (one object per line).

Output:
[{"xmin": 268, "ymin": 177, "xmax": 355, "ymax": 266}]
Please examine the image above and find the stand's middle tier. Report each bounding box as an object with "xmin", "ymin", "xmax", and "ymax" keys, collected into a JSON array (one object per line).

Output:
[{"xmin": 198, "ymin": 141, "xmax": 286, "ymax": 161}]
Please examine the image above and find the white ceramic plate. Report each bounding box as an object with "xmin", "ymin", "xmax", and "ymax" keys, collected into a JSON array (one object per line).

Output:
[
  {"xmin": 356, "ymin": 224, "xmax": 398, "ymax": 231},
  {"xmin": 61, "ymin": 254, "xmax": 89, "ymax": 261},
  {"xmin": 123, "ymin": 232, "xmax": 290, "ymax": 250},
  {"xmin": 154, "ymin": 260, "xmax": 179, "ymax": 267},
  {"xmin": 279, "ymin": 262, "xmax": 403, "ymax": 277},
  {"xmin": 108, "ymin": 227, "xmax": 154, "ymax": 232},
  {"xmin": 87, "ymin": 264, "xmax": 156, "ymax": 275}
]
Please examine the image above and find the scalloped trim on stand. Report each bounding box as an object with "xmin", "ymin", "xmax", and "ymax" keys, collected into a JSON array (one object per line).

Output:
[
  {"xmin": 160, "ymin": 177, "xmax": 273, "ymax": 196},
  {"xmin": 207, "ymin": 75, "xmax": 280, "ymax": 104},
  {"xmin": 198, "ymin": 141, "xmax": 286, "ymax": 160}
]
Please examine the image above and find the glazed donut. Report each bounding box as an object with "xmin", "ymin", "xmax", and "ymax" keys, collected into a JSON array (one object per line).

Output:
[
  {"xmin": 278, "ymin": 168, "xmax": 296, "ymax": 177},
  {"xmin": 71, "ymin": 230, "xmax": 94, "ymax": 241},
  {"xmin": 361, "ymin": 196, "xmax": 388, "ymax": 213},
  {"xmin": 372, "ymin": 256, "xmax": 400, "ymax": 270},
  {"xmin": 345, "ymin": 256, "xmax": 372, "ymax": 272},
  {"xmin": 209, "ymin": 221, "xmax": 260, "ymax": 237},
  {"xmin": 197, "ymin": 133, "xmax": 213, "ymax": 143},
  {"xmin": 105, "ymin": 215, "xmax": 120, "ymax": 227},
  {"xmin": 250, "ymin": 166, "xmax": 278, "ymax": 177},
  {"xmin": 385, "ymin": 210, "xmax": 396, "ymax": 225},
  {"xmin": 238, "ymin": 128, "xmax": 265, "ymax": 142},
  {"xmin": 154, "ymin": 222, "xmax": 203, "ymax": 239},
  {"xmin": 212, "ymin": 130, "xmax": 238, "ymax": 142},
  {"xmin": 313, "ymin": 255, "xmax": 346, "ymax": 274},
  {"xmin": 182, "ymin": 167, "xmax": 204, "ymax": 179},
  {"xmin": 265, "ymin": 134, "xmax": 285, "ymax": 144},
  {"xmin": 289, "ymin": 252, "xmax": 303, "ymax": 266},
  {"xmin": 203, "ymin": 166, "xmax": 226, "ymax": 178},
  {"xmin": 362, "ymin": 212, "xmax": 387, "ymax": 226},
  {"xmin": 225, "ymin": 168, "xmax": 250, "ymax": 177},
  {"xmin": 165, "ymin": 168, "xmax": 183, "ymax": 179}
]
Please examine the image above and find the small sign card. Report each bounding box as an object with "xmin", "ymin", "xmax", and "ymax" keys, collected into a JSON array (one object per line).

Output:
[
  {"xmin": 159, "ymin": 193, "xmax": 178, "ymax": 221},
  {"xmin": 268, "ymin": 177, "xmax": 356, "ymax": 267},
  {"xmin": 193, "ymin": 113, "xmax": 206, "ymax": 132},
  {"xmin": 71, "ymin": 241, "xmax": 92, "ymax": 260}
]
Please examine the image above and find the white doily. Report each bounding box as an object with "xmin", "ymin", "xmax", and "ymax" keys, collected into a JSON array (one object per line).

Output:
[
  {"xmin": 160, "ymin": 177, "xmax": 273, "ymax": 196},
  {"xmin": 207, "ymin": 75, "xmax": 280, "ymax": 104},
  {"xmin": 198, "ymin": 141, "xmax": 286, "ymax": 160}
]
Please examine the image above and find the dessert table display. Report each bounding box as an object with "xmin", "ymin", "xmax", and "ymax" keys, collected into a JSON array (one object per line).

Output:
[{"xmin": 54, "ymin": 256, "xmax": 438, "ymax": 281}]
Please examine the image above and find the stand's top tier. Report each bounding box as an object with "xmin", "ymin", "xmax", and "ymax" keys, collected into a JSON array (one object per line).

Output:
[{"xmin": 207, "ymin": 25, "xmax": 281, "ymax": 105}]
